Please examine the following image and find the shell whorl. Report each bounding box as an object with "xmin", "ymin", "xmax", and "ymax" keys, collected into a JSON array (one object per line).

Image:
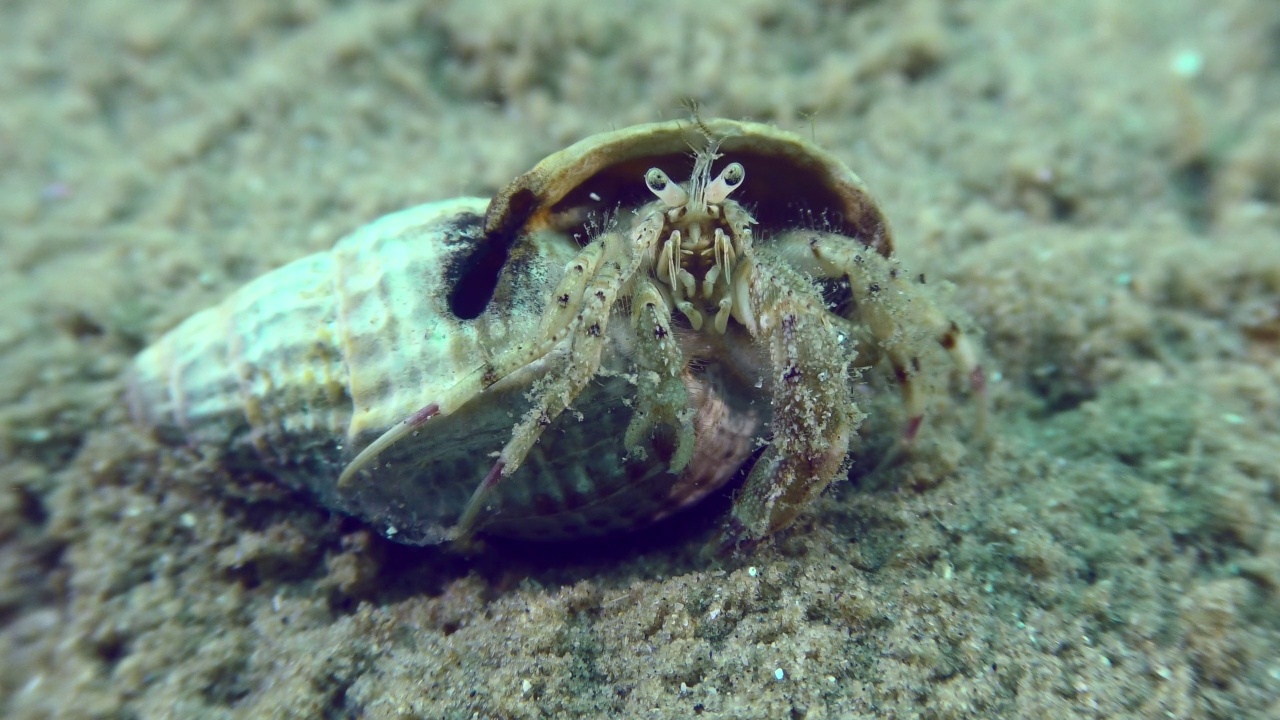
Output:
[
  {"xmin": 128, "ymin": 199, "xmax": 495, "ymax": 465},
  {"xmin": 126, "ymin": 197, "xmax": 764, "ymax": 544}
]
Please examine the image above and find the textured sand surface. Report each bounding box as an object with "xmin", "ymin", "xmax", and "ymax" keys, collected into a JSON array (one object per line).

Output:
[{"xmin": 2, "ymin": 0, "xmax": 1279, "ymax": 718}]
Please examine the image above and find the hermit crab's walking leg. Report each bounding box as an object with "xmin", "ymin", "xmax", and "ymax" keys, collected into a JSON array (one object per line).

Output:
[
  {"xmin": 769, "ymin": 231, "xmax": 987, "ymax": 447},
  {"xmin": 719, "ymin": 258, "xmax": 862, "ymax": 550},
  {"xmin": 336, "ymin": 242, "xmax": 609, "ymax": 489},
  {"xmin": 451, "ymin": 222, "xmax": 663, "ymax": 539},
  {"xmin": 624, "ymin": 276, "xmax": 695, "ymax": 473}
]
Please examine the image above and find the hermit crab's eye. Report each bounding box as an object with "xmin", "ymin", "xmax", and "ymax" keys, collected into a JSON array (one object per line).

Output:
[
  {"xmin": 645, "ymin": 167, "xmax": 689, "ymax": 207},
  {"xmin": 705, "ymin": 162, "xmax": 746, "ymax": 204}
]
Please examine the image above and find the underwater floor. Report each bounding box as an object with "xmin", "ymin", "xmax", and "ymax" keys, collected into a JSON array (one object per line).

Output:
[{"xmin": 2, "ymin": 0, "xmax": 1279, "ymax": 717}]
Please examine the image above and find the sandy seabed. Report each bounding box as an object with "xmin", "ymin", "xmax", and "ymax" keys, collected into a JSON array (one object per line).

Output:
[{"xmin": 2, "ymin": 1, "xmax": 1279, "ymax": 718}]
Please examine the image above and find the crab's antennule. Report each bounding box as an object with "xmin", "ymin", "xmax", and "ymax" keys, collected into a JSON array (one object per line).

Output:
[
  {"xmin": 704, "ymin": 162, "xmax": 745, "ymax": 204},
  {"xmin": 645, "ymin": 167, "xmax": 689, "ymax": 207},
  {"xmin": 688, "ymin": 140, "xmax": 722, "ymax": 202}
]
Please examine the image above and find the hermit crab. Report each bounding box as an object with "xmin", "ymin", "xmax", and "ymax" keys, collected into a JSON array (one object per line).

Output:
[{"xmin": 127, "ymin": 118, "xmax": 982, "ymax": 550}]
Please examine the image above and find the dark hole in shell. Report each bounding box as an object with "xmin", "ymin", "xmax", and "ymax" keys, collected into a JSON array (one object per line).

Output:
[{"xmin": 445, "ymin": 211, "xmax": 507, "ymax": 320}]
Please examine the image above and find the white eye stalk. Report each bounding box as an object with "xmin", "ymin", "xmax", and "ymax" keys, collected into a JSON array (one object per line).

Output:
[
  {"xmin": 645, "ymin": 168, "xmax": 689, "ymax": 208},
  {"xmin": 704, "ymin": 162, "xmax": 745, "ymax": 204}
]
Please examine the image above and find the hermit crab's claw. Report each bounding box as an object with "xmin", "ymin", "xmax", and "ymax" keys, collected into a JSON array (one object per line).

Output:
[{"xmin": 645, "ymin": 168, "xmax": 689, "ymax": 208}]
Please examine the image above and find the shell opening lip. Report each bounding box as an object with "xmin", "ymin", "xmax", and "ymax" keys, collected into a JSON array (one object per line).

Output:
[{"xmin": 482, "ymin": 119, "xmax": 894, "ymax": 257}]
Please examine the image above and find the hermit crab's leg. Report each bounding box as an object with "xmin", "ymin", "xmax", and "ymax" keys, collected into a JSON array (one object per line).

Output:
[
  {"xmin": 452, "ymin": 229, "xmax": 652, "ymax": 539},
  {"xmin": 337, "ymin": 241, "xmax": 606, "ymax": 488},
  {"xmin": 624, "ymin": 276, "xmax": 695, "ymax": 473},
  {"xmin": 719, "ymin": 258, "xmax": 861, "ymax": 550},
  {"xmin": 769, "ymin": 231, "xmax": 987, "ymax": 444},
  {"xmin": 535, "ymin": 241, "xmax": 607, "ymax": 341}
]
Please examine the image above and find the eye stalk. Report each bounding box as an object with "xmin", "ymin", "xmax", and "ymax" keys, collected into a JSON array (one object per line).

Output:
[
  {"xmin": 704, "ymin": 162, "xmax": 745, "ymax": 204},
  {"xmin": 645, "ymin": 168, "xmax": 689, "ymax": 208}
]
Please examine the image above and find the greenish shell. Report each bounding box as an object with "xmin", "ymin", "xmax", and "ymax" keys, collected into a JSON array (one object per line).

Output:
[{"xmin": 127, "ymin": 199, "xmax": 761, "ymax": 543}]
